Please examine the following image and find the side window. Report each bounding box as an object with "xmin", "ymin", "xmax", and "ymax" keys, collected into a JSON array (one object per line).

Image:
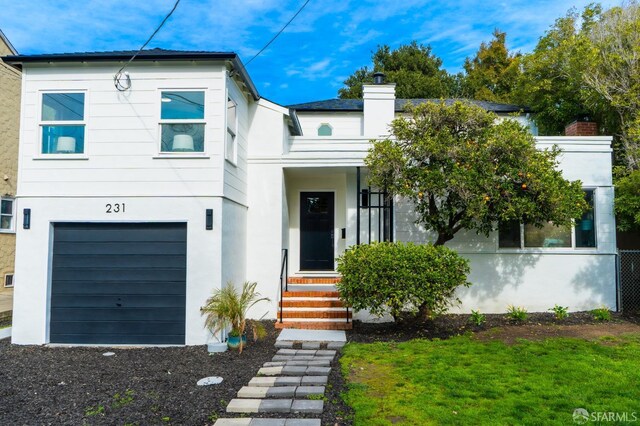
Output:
[
  {"xmin": 0, "ymin": 197, "xmax": 14, "ymax": 232},
  {"xmin": 318, "ymin": 123, "xmax": 332, "ymax": 136},
  {"xmin": 498, "ymin": 189, "xmax": 596, "ymax": 249},
  {"xmin": 41, "ymin": 93, "xmax": 85, "ymax": 154},
  {"xmin": 160, "ymin": 91, "xmax": 205, "ymax": 153},
  {"xmin": 575, "ymin": 189, "xmax": 596, "ymax": 248},
  {"xmin": 226, "ymin": 97, "xmax": 237, "ymax": 164}
]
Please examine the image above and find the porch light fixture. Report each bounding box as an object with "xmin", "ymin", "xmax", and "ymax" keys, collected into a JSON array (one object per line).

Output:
[
  {"xmin": 23, "ymin": 208, "xmax": 31, "ymax": 230},
  {"xmin": 206, "ymin": 209, "xmax": 213, "ymax": 230}
]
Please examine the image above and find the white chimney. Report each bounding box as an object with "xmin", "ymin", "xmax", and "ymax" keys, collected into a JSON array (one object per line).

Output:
[{"xmin": 363, "ymin": 72, "xmax": 396, "ymax": 137}]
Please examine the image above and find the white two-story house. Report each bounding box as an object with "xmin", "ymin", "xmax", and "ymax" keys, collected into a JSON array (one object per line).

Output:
[{"xmin": 3, "ymin": 49, "xmax": 616, "ymax": 346}]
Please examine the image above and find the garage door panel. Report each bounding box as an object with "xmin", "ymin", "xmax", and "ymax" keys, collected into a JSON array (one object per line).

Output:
[
  {"xmin": 53, "ymin": 254, "xmax": 187, "ymax": 269},
  {"xmin": 54, "ymin": 224, "xmax": 187, "ymax": 243},
  {"xmin": 50, "ymin": 223, "xmax": 187, "ymax": 345},
  {"xmin": 50, "ymin": 321, "xmax": 185, "ymax": 336},
  {"xmin": 50, "ymin": 307, "xmax": 185, "ymax": 321},
  {"xmin": 52, "ymin": 267, "xmax": 186, "ymax": 282},
  {"xmin": 50, "ymin": 334, "xmax": 185, "ymax": 345},
  {"xmin": 54, "ymin": 242, "xmax": 187, "ymax": 256},
  {"xmin": 52, "ymin": 281, "xmax": 186, "ymax": 295},
  {"xmin": 51, "ymin": 294, "xmax": 186, "ymax": 308}
]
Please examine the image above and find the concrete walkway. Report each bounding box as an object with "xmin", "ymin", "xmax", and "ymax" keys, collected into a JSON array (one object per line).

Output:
[{"xmin": 214, "ymin": 329, "xmax": 346, "ymax": 426}]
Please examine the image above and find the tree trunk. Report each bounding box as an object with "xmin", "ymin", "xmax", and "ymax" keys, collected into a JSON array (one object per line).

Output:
[{"xmin": 435, "ymin": 232, "xmax": 453, "ymax": 246}]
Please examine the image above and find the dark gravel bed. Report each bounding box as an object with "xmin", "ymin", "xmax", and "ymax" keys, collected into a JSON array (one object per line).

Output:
[
  {"xmin": 0, "ymin": 321, "xmax": 279, "ymax": 426},
  {"xmin": 346, "ymin": 311, "xmax": 635, "ymax": 343}
]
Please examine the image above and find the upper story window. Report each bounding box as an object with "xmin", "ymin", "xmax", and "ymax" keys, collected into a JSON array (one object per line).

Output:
[
  {"xmin": 41, "ymin": 92, "xmax": 85, "ymax": 154},
  {"xmin": 0, "ymin": 197, "xmax": 14, "ymax": 233},
  {"xmin": 318, "ymin": 123, "xmax": 332, "ymax": 136},
  {"xmin": 160, "ymin": 91, "xmax": 205, "ymax": 153},
  {"xmin": 498, "ymin": 189, "xmax": 596, "ymax": 249},
  {"xmin": 226, "ymin": 97, "xmax": 237, "ymax": 164}
]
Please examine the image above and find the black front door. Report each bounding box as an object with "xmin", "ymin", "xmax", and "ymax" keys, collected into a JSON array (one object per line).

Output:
[{"xmin": 300, "ymin": 192, "xmax": 335, "ymax": 270}]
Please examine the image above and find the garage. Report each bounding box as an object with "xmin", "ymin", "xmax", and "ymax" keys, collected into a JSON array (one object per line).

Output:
[{"xmin": 50, "ymin": 223, "xmax": 187, "ymax": 344}]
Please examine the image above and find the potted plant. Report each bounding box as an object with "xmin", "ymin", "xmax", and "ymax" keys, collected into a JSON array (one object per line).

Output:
[{"xmin": 200, "ymin": 281, "xmax": 270, "ymax": 353}]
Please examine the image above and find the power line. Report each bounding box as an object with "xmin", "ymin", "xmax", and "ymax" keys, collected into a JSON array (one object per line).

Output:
[
  {"xmin": 245, "ymin": 0, "xmax": 312, "ymax": 66},
  {"xmin": 114, "ymin": 0, "xmax": 181, "ymax": 91}
]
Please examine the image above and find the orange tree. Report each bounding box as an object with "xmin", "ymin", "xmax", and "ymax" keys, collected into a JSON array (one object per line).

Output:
[{"xmin": 366, "ymin": 100, "xmax": 587, "ymax": 246}]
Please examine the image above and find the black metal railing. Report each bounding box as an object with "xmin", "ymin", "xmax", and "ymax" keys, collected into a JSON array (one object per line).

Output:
[{"xmin": 279, "ymin": 248, "xmax": 288, "ymax": 323}]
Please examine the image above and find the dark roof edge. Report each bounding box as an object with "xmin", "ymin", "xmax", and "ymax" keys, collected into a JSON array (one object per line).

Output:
[
  {"xmin": 0, "ymin": 29, "xmax": 17, "ymax": 55},
  {"xmin": 2, "ymin": 51, "xmax": 259, "ymax": 100}
]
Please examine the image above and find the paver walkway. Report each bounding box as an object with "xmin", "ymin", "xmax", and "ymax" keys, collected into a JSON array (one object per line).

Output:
[{"xmin": 214, "ymin": 330, "xmax": 346, "ymax": 426}]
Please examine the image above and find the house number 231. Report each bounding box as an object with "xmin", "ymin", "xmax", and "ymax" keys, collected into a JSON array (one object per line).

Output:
[{"xmin": 105, "ymin": 203, "xmax": 125, "ymax": 213}]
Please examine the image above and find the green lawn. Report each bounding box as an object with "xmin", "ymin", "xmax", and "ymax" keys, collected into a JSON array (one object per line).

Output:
[{"xmin": 340, "ymin": 333, "xmax": 640, "ymax": 425}]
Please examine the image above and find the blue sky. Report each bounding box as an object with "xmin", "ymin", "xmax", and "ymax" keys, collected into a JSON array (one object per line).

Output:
[{"xmin": 0, "ymin": 0, "xmax": 618, "ymax": 105}]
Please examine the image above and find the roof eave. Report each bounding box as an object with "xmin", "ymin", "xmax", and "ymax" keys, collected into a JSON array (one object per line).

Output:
[{"xmin": 1, "ymin": 51, "xmax": 260, "ymax": 100}]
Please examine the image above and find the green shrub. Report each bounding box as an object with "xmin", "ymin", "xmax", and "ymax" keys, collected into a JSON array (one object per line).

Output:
[
  {"xmin": 469, "ymin": 310, "xmax": 486, "ymax": 326},
  {"xmin": 549, "ymin": 305, "xmax": 569, "ymax": 320},
  {"xmin": 336, "ymin": 242, "xmax": 471, "ymax": 321},
  {"xmin": 591, "ymin": 306, "xmax": 611, "ymax": 321},
  {"xmin": 506, "ymin": 305, "xmax": 528, "ymax": 322}
]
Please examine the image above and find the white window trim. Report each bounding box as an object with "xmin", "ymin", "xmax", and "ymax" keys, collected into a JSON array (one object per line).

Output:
[
  {"xmin": 225, "ymin": 94, "xmax": 238, "ymax": 166},
  {"xmin": 4, "ymin": 273, "xmax": 13, "ymax": 288},
  {"xmin": 38, "ymin": 90, "xmax": 88, "ymax": 159},
  {"xmin": 157, "ymin": 89, "xmax": 208, "ymax": 157},
  {"xmin": 497, "ymin": 188, "xmax": 598, "ymax": 252},
  {"xmin": 0, "ymin": 196, "xmax": 15, "ymax": 234}
]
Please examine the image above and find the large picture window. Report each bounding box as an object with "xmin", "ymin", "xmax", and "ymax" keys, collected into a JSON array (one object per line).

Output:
[
  {"xmin": 40, "ymin": 92, "xmax": 85, "ymax": 154},
  {"xmin": 498, "ymin": 189, "xmax": 596, "ymax": 249},
  {"xmin": 160, "ymin": 91, "xmax": 205, "ymax": 153}
]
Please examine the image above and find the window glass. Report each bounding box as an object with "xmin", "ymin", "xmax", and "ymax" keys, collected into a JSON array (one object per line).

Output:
[
  {"xmin": 498, "ymin": 220, "xmax": 521, "ymax": 248},
  {"xmin": 41, "ymin": 125, "xmax": 85, "ymax": 154},
  {"xmin": 524, "ymin": 222, "xmax": 571, "ymax": 248},
  {"xmin": 160, "ymin": 124, "xmax": 205, "ymax": 152},
  {"xmin": 161, "ymin": 91, "xmax": 204, "ymax": 120},
  {"xmin": 42, "ymin": 93, "xmax": 85, "ymax": 121},
  {"xmin": 576, "ymin": 190, "xmax": 596, "ymax": 248},
  {"xmin": 0, "ymin": 199, "xmax": 13, "ymax": 230},
  {"xmin": 318, "ymin": 124, "xmax": 332, "ymax": 136}
]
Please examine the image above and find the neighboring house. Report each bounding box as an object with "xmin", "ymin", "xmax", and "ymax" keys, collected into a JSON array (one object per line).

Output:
[
  {"xmin": 2, "ymin": 49, "xmax": 616, "ymax": 346},
  {"xmin": 0, "ymin": 29, "xmax": 20, "ymax": 296}
]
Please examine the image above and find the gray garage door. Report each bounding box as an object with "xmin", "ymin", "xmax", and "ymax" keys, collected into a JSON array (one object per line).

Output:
[{"xmin": 50, "ymin": 223, "xmax": 187, "ymax": 344}]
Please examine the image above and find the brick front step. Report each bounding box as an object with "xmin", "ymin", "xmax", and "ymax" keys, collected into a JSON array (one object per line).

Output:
[
  {"xmin": 288, "ymin": 277, "xmax": 341, "ymax": 284},
  {"xmin": 280, "ymin": 299, "xmax": 345, "ymax": 308},
  {"xmin": 275, "ymin": 321, "xmax": 353, "ymax": 330},
  {"xmin": 283, "ymin": 291, "xmax": 340, "ymax": 298},
  {"xmin": 277, "ymin": 310, "xmax": 352, "ymax": 319}
]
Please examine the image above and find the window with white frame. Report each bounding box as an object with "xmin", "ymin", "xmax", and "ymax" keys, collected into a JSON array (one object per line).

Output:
[
  {"xmin": 0, "ymin": 197, "xmax": 14, "ymax": 232},
  {"xmin": 40, "ymin": 92, "xmax": 86, "ymax": 154},
  {"xmin": 498, "ymin": 189, "xmax": 597, "ymax": 249},
  {"xmin": 318, "ymin": 123, "xmax": 332, "ymax": 136},
  {"xmin": 226, "ymin": 97, "xmax": 237, "ymax": 163},
  {"xmin": 4, "ymin": 274, "xmax": 13, "ymax": 288},
  {"xmin": 160, "ymin": 91, "xmax": 205, "ymax": 153}
]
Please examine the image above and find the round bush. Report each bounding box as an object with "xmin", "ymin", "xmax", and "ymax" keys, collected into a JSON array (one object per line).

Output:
[{"xmin": 336, "ymin": 242, "xmax": 471, "ymax": 321}]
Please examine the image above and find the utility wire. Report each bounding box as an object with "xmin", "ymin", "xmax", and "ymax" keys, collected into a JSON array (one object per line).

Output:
[
  {"xmin": 114, "ymin": 0, "xmax": 181, "ymax": 90},
  {"xmin": 244, "ymin": 0, "xmax": 312, "ymax": 66}
]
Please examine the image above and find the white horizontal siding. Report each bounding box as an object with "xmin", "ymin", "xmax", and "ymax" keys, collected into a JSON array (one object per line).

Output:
[
  {"xmin": 297, "ymin": 112, "xmax": 363, "ymax": 137},
  {"xmin": 18, "ymin": 62, "xmax": 229, "ymax": 198},
  {"xmin": 223, "ymin": 78, "xmax": 249, "ymax": 205}
]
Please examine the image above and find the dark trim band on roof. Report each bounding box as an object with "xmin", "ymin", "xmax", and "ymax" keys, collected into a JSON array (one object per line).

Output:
[
  {"xmin": 1, "ymin": 48, "xmax": 259, "ymax": 100},
  {"xmin": 287, "ymin": 98, "xmax": 533, "ymax": 114}
]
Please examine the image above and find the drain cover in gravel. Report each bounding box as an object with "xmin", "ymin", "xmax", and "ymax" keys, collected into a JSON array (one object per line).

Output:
[
  {"xmin": 102, "ymin": 352, "xmax": 115, "ymax": 357},
  {"xmin": 197, "ymin": 376, "xmax": 223, "ymax": 386}
]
